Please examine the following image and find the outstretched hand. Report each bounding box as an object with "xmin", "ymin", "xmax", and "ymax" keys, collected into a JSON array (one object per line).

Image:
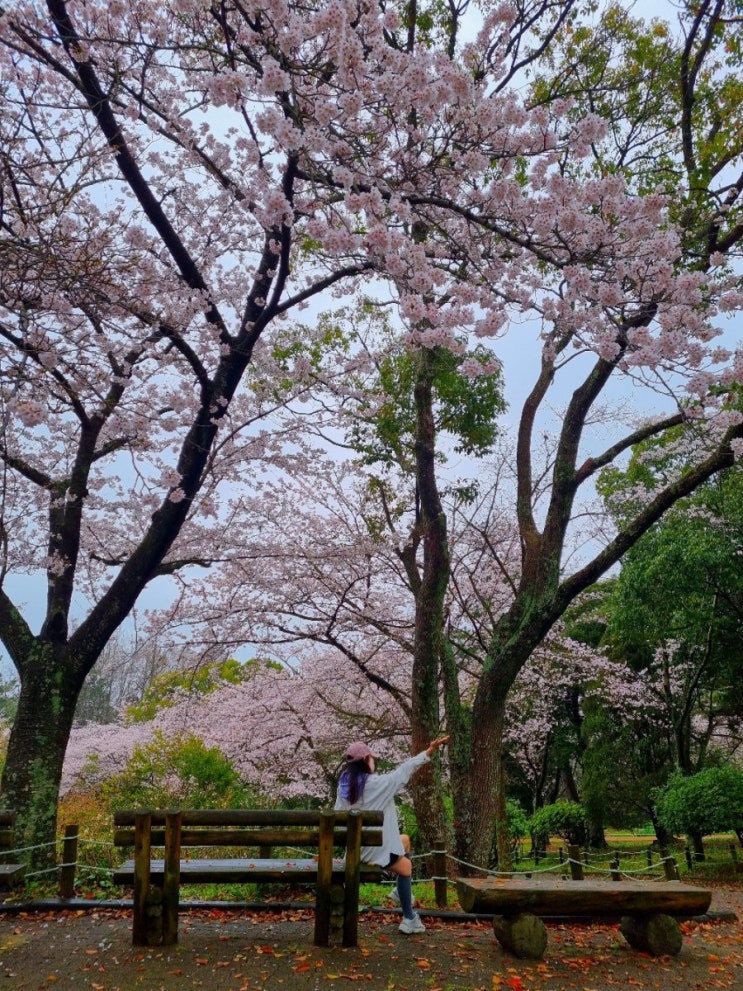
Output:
[{"xmin": 425, "ymin": 735, "xmax": 450, "ymax": 757}]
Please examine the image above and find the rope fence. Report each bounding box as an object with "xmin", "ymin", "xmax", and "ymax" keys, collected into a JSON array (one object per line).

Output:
[{"xmin": 2, "ymin": 823, "xmax": 739, "ymax": 906}]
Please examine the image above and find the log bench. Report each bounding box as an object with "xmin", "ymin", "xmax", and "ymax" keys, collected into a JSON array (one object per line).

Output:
[
  {"xmin": 456, "ymin": 876, "xmax": 713, "ymax": 959},
  {"xmin": 113, "ymin": 808, "xmax": 382, "ymax": 948},
  {"xmin": 0, "ymin": 811, "xmax": 25, "ymax": 890}
]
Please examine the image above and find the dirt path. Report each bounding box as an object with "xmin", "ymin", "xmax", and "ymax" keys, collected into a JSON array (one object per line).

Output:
[{"xmin": 1, "ymin": 883, "xmax": 741, "ymax": 991}]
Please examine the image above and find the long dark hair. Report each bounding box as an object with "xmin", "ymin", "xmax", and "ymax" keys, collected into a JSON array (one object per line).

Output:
[{"xmin": 338, "ymin": 759, "xmax": 370, "ymax": 804}]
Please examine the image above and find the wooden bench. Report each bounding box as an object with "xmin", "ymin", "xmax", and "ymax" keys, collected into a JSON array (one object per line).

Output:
[
  {"xmin": 113, "ymin": 808, "xmax": 382, "ymax": 948},
  {"xmin": 0, "ymin": 811, "xmax": 25, "ymax": 890},
  {"xmin": 456, "ymin": 877, "xmax": 713, "ymax": 958}
]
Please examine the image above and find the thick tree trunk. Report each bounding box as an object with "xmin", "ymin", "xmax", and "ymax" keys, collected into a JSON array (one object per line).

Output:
[
  {"xmin": 587, "ymin": 820, "xmax": 607, "ymax": 850},
  {"xmin": 454, "ymin": 603, "xmax": 559, "ymax": 871},
  {"xmin": 441, "ymin": 638, "xmax": 473, "ymax": 875},
  {"xmin": 407, "ymin": 347, "xmax": 452, "ymax": 867},
  {"xmin": 452, "ymin": 684, "xmax": 503, "ymax": 872},
  {"xmin": 493, "ymin": 746, "xmax": 513, "ymax": 871},
  {"xmin": 650, "ymin": 810, "xmax": 673, "ymax": 849},
  {"xmin": 689, "ymin": 831, "xmax": 706, "ymax": 861},
  {"xmin": 1, "ymin": 645, "xmax": 82, "ymax": 869}
]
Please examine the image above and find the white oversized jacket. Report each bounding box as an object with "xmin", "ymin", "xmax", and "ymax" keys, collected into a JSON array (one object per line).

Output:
[{"xmin": 334, "ymin": 751, "xmax": 430, "ymax": 867}]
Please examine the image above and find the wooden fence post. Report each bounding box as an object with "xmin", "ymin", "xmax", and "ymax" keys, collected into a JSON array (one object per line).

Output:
[
  {"xmin": 660, "ymin": 849, "xmax": 679, "ymax": 881},
  {"xmin": 567, "ymin": 845, "xmax": 584, "ymax": 880},
  {"xmin": 610, "ymin": 853, "xmax": 620, "ymax": 881},
  {"xmin": 729, "ymin": 843, "xmax": 741, "ymax": 874},
  {"xmin": 59, "ymin": 825, "xmax": 79, "ymax": 899},
  {"xmin": 432, "ymin": 846, "xmax": 447, "ymax": 909}
]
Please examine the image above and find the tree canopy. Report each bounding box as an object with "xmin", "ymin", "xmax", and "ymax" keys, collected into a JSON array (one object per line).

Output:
[{"xmin": 1, "ymin": 0, "xmax": 743, "ymax": 865}]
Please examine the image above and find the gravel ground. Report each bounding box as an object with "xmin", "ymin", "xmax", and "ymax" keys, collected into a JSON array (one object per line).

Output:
[{"xmin": 0, "ymin": 882, "xmax": 741, "ymax": 991}]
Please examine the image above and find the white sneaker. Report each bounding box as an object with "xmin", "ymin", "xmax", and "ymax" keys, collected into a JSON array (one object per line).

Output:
[
  {"xmin": 387, "ymin": 887, "xmax": 400, "ymax": 905},
  {"xmin": 399, "ymin": 913, "xmax": 426, "ymax": 935}
]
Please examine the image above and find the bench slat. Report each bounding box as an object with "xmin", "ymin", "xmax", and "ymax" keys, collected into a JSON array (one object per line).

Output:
[
  {"xmin": 113, "ymin": 809, "xmax": 383, "ymax": 828},
  {"xmin": 113, "ymin": 857, "xmax": 382, "ymax": 886},
  {"xmin": 114, "ymin": 826, "xmax": 383, "ymax": 848}
]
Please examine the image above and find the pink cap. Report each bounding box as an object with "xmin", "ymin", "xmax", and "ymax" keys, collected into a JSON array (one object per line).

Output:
[{"xmin": 345, "ymin": 741, "xmax": 376, "ymax": 761}]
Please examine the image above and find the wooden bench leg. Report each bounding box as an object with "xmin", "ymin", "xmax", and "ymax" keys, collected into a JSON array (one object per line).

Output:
[
  {"xmin": 620, "ymin": 914, "xmax": 683, "ymax": 956},
  {"xmin": 162, "ymin": 812, "xmax": 182, "ymax": 946},
  {"xmin": 144, "ymin": 884, "xmax": 165, "ymax": 946},
  {"xmin": 132, "ymin": 813, "xmax": 156, "ymax": 946},
  {"xmin": 329, "ymin": 883, "xmax": 345, "ymax": 940},
  {"xmin": 314, "ymin": 812, "xmax": 334, "ymax": 947},
  {"xmin": 492, "ymin": 913, "xmax": 548, "ymax": 959}
]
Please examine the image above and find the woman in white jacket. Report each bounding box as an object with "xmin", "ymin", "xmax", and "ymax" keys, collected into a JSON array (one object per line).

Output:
[{"xmin": 334, "ymin": 735, "xmax": 449, "ymax": 934}]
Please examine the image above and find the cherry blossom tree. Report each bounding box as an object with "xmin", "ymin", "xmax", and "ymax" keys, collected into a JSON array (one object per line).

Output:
[
  {"xmin": 5, "ymin": 0, "xmax": 561, "ymax": 859},
  {"xmin": 61, "ymin": 652, "xmax": 411, "ymax": 802},
  {"xmin": 147, "ymin": 3, "xmax": 743, "ymax": 862},
  {"xmin": 2, "ymin": 0, "xmax": 743, "ymax": 873},
  {"xmin": 444, "ymin": 0, "xmax": 743, "ymax": 867}
]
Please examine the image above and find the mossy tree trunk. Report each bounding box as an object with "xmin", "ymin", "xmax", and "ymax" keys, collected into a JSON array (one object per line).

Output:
[
  {"xmin": 0, "ymin": 643, "xmax": 83, "ymax": 868},
  {"xmin": 405, "ymin": 347, "xmax": 452, "ymax": 861}
]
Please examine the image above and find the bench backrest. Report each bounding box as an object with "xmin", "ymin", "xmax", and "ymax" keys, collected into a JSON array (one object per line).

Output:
[
  {"xmin": 0, "ymin": 811, "xmax": 15, "ymax": 850},
  {"xmin": 113, "ymin": 808, "xmax": 384, "ymax": 850}
]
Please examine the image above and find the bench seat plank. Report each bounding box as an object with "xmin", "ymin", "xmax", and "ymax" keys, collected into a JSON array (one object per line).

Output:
[
  {"xmin": 114, "ymin": 857, "xmax": 381, "ymax": 886},
  {"xmin": 456, "ymin": 877, "xmax": 712, "ymax": 918}
]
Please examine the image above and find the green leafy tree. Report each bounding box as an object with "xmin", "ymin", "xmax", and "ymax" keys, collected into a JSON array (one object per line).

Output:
[
  {"xmin": 589, "ymin": 463, "xmax": 743, "ymax": 848},
  {"xmin": 654, "ymin": 766, "xmax": 743, "ymax": 847},
  {"xmin": 581, "ymin": 699, "xmax": 677, "ymax": 846},
  {"xmin": 528, "ymin": 801, "xmax": 588, "ymax": 849},
  {"xmin": 102, "ymin": 731, "xmax": 255, "ymax": 811}
]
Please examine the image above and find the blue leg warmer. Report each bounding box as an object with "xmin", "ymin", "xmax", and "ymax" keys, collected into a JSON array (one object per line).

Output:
[{"xmin": 397, "ymin": 872, "xmax": 414, "ymax": 919}]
